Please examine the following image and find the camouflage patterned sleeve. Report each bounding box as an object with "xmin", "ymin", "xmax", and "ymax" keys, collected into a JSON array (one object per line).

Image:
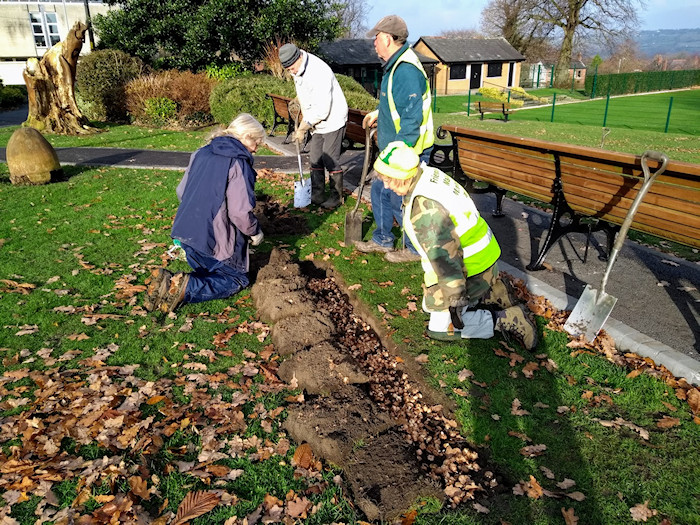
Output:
[{"xmin": 409, "ymin": 195, "xmax": 467, "ymax": 308}]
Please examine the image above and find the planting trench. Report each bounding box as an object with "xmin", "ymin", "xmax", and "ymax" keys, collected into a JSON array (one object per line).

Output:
[{"xmin": 249, "ymin": 215, "xmax": 501, "ymax": 522}]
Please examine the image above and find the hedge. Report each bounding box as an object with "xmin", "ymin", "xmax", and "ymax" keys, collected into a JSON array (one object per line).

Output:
[
  {"xmin": 209, "ymin": 74, "xmax": 378, "ymax": 128},
  {"xmin": 585, "ymin": 69, "xmax": 700, "ymax": 97}
]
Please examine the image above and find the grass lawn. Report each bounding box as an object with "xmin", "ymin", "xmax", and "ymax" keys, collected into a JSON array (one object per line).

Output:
[
  {"xmin": 510, "ymin": 89, "xmax": 700, "ymax": 135},
  {"xmin": 1, "ymin": 162, "xmax": 699, "ymax": 524}
]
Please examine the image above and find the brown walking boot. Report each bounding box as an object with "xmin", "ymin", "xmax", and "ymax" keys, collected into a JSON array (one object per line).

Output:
[
  {"xmin": 495, "ymin": 305, "xmax": 538, "ymax": 351},
  {"xmin": 144, "ymin": 268, "xmax": 173, "ymax": 312},
  {"xmin": 482, "ymin": 278, "xmax": 518, "ymax": 310},
  {"xmin": 159, "ymin": 272, "xmax": 190, "ymax": 314}
]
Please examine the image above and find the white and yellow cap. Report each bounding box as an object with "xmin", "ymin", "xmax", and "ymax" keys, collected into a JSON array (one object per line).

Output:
[{"xmin": 373, "ymin": 141, "xmax": 420, "ymax": 180}]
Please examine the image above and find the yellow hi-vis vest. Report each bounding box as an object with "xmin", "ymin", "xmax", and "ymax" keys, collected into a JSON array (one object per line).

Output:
[
  {"xmin": 404, "ymin": 167, "xmax": 501, "ymax": 288},
  {"xmin": 387, "ymin": 48, "xmax": 434, "ymax": 154}
]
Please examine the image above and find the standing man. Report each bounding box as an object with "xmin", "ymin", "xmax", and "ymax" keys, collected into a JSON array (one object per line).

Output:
[
  {"xmin": 355, "ymin": 14, "xmax": 434, "ymax": 263},
  {"xmin": 279, "ymin": 43, "xmax": 348, "ymax": 209}
]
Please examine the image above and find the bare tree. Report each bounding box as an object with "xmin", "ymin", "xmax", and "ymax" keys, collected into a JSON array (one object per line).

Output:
[
  {"xmin": 336, "ymin": 0, "xmax": 370, "ymax": 38},
  {"xmin": 23, "ymin": 21, "xmax": 96, "ymax": 134},
  {"xmin": 480, "ymin": 0, "xmax": 555, "ymax": 59},
  {"xmin": 533, "ymin": 0, "xmax": 643, "ymax": 86},
  {"xmin": 599, "ymin": 38, "xmax": 648, "ymax": 73},
  {"xmin": 438, "ymin": 28, "xmax": 484, "ymax": 38}
]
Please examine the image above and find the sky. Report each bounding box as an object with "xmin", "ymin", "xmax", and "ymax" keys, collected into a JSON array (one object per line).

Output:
[{"xmin": 362, "ymin": 0, "xmax": 700, "ymax": 39}]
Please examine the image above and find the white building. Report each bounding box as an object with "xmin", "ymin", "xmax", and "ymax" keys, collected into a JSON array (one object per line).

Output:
[{"xmin": 0, "ymin": 0, "xmax": 115, "ymax": 85}]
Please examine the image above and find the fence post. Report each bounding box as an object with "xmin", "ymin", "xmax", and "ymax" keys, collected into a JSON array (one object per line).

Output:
[
  {"xmin": 603, "ymin": 92, "xmax": 611, "ymax": 127},
  {"xmin": 571, "ymin": 66, "xmax": 576, "ymax": 91},
  {"xmin": 664, "ymin": 97, "xmax": 674, "ymax": 133},
  {"xmin": 591, "ymin": 65, "xmax": 598, "ymax": 99},
  {"xmin": 550, "ymin": 65, "xmax": 554, "ymax": 88},
  {"xmin": 536, "ymin": 64, "xmax": 541, "ymax": 88},
  {"xmin": 550, "ymin": 93, "xmax": 556, "ymax": 122},
  {"xmin": 467, "ymin": 90, "xmax": 471, "ymax": 116},
  {"xmin": 507, "ymin": 90, "xmax": 511, "ymax": 103}
]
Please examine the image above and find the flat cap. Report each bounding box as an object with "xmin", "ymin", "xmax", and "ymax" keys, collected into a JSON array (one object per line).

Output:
[{"xmin": 366, "ymin": 15, "xmax": 408, "ymax": 39}]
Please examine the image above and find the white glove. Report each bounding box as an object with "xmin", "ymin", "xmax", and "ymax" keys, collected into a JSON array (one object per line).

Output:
[{"xmin": 250, "ymin": 231, "xmax": 264, "ymax": 246}]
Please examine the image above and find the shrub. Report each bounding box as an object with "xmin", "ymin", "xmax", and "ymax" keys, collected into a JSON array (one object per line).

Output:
[
  {"xmin": 205, "ymin": 63, "xmax": 248, "ymax": 81},
  {"xmin": 76, "ymin": 49, "xmax": 145, "ymax": 122},
  {"xmin": 144, "ymin": 97, "xmax": 178, "ymax": 126},
  {"xmin": 335, "ymin": 75, "xmax": 378, "ymax": 111},
  {"xmin": 209, "ymin": 73, "xmax": 377, "ymax": 128},
  {"xmin": 209, "ymin": 75, "xmax": 295, "ymax": 127},
  {"xmin": 125, "ymin": 70, "xmax": 215, "ymax": 127},
  {"xmin": 0, "ymin": 85, "xmax": 26, "ymax": 109}
]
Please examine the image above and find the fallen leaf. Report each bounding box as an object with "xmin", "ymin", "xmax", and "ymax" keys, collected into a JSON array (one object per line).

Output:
[
  {"xmin": 557, "ymin": 478, "xmax": 576, "ymax": 490},
  {"xmin": 540, "ymin": 466, "xmax": 555, "ymax": 479},
  {"xmin": 293, "ymin": 443, "xmax": 314, "ymax": 469},
  {"xmin": 522, "ymin": 362, "xmax": 539, "ymax": 378},
  {"xmin": 129, "ymin": 476, "xmax": 150, "ymax": 500},
  {"xmin": 524, "ymin": 475, "xmax": 543, "ymax": 499},
  {"xmin": 630, "ymin": 500, "xmax": 658, "ymax": 522},
  {"xmin": 472, "ymin": 502, "xmax": 489, "ymax": 514},
  {"xmin": 400, "ymin": 509, "xmax": 417, "ymax": 525},
  {"xmin": 656, "ymin": 416, "xmax": 680, "ymax": 429},
  {"xmin": 457, "ymin": 369, "xmax": 474, "ymax": 381},
  {"xmin": 348, "ymin": 284, "xmax": 362, "ymax": 291},
  {"xmin": 567, "ymin": 492, "xmax": 586, "ymax": 502},
  {"xmin": 687, "ymin": 388, "xmax": 700, "ymax": 414},
  {"xmin": 415, "ymin": 354, "xmax": 429, "ymax": 364},
  {"xmin": 171, "ymin": 491, "xmax": 221, "ymax": 525},
  {"xmin": 520, "ymin": 444, "xmax": 547, "ymax": 457},
  {"xmin": 511, "ymin": 398, "xmax": 530, "ymax": 416},
  {"xmin": 561, "ymin": 507, "xmax": 579, "ymax": 525}
]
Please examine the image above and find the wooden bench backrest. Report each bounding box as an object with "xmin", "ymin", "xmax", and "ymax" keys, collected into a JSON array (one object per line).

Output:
[
  {"xmin": 478, "ymin": 101, "xmax": 509, "ymax": 111},
  {"xmin": 441, "ymin": 125, "xmax": 700, "ymax": 248},
  {"xmin": 267, "ymin": 93, "xmax": 293, "ymax": 120}
]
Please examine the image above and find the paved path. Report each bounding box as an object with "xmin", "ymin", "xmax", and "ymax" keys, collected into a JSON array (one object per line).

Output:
[{"xmin": 1, "ymin": 126, "xmax": 698, "ymax": 385}]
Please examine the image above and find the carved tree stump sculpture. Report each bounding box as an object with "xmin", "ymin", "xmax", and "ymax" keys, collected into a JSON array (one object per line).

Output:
[{"xmin": 23, "ymin": 21, "xmax": 97, "ymax": 135}]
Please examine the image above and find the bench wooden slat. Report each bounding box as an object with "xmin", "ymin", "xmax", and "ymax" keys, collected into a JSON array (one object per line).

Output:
[{"xmin": 439, "ymin": 124, "xmax": 700, "ymax": 262}]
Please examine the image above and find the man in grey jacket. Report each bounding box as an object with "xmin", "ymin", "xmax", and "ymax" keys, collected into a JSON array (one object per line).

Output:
[{"xmin": 280, "ymin": 43, "xmax": 348, "ymax": 209}]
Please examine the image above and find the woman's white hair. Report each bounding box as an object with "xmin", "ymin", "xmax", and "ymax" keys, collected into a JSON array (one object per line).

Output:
[{"xmin": 208, "ymin": 113, "xmax": 265, "ymax": 144}]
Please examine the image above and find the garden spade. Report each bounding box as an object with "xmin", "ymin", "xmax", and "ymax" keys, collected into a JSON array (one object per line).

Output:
[
  {"xmin": 564, "ymin": 150, "xmax": 668, "ymax": 342},
  {"xmin": 293, "ymin": 139, "xmax": 311, "ymax": 208},
  {"xmin": 344, "ymin": 126, "xmax": 375, "ymax": 245}
]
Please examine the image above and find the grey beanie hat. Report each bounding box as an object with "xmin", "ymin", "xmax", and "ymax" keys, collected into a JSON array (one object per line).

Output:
[{"xmin": 279, "ymin": 43, "xmax": 301, "ymax": 68}]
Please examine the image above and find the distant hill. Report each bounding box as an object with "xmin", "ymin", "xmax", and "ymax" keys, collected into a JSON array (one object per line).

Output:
[{"xmin": 636, "ymin": 28, "xmax": 700, "ymax": 56}]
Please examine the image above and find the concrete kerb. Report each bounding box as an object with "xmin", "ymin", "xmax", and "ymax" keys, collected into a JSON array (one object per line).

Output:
[{"xmin": 501, "ymin": 261, "xmax": 700, "ymax": 386}]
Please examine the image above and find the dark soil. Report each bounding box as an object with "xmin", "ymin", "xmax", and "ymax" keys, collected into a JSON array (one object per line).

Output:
[
  {"xmin": 254, "ymin": 193, "xmax": 308, "ymax": 236},
  {"xmin": 252, "ymin": 248, "xmax": 500, "ymax": 521}
]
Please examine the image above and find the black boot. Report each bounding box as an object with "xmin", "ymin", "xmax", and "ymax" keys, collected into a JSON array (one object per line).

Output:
[
  {"xmin": 322, "ymin": 170, "xmax": 343, "ymax": 209},
  {"xmin": 310, "ymin": 168, "xmax": 325, "ymax": 205}
]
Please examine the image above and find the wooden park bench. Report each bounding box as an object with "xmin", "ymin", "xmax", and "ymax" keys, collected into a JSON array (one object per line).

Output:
[
  {"xmin": 437, "ymin": 125, "xmax": 700, "ymax": 270},
  {"xmin": 477, "ymin": 101, "xmax": 512, "ymax": 122},
  {"xmin": 266, "ymin": 93, "xmax": 296, "ymax": 143},
  {"xmin": 341, "ymin": 107, "xmax": 379, "ymax": 164}
]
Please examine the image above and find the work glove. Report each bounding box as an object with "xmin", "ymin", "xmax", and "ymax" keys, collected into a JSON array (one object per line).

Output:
[
  {"xmin": 449, "ymin": 306, "xmax": 465, "ymax": 330},
  {"xmin": 447, "ymin": 291, "xmax": 469, "ymax": 330},
  {"xmin": 293, "ymin": 121, "xmax": 311, "ymax": 145},
  {"xmin": 250, "ymin": 231, "xmax": 264, "ymax": 246},
  {"xmin": 362, "ymin": 110, "xmax": 378, "ymax": 129}
]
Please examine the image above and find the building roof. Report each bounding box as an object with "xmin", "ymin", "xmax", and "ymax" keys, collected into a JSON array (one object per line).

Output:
[
  {"xmin": 416, "ymin": 37, "xmax": 525, "ymax": 63},
  {"xmin": 317, "ymin": 39, "xmax": 438, "ymax": 67}
]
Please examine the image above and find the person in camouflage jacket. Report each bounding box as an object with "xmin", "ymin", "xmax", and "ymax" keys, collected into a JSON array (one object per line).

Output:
[{"xmin": 372, "ymin": 141, "xmax": 538, "ymax": 350}]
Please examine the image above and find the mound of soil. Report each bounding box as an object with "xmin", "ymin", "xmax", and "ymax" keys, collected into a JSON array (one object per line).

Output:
[{"xmin": 252, "ymin": 248, "xmax": 498, "ymax": 521}]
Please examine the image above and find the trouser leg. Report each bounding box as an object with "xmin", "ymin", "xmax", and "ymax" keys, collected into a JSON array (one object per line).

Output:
[
  {"xmin": 322, "ymin": 169, "xmax": 343, "ymax": 208},
  {"xmin": 308, "ymin": 134, "xmax": 326, "ymax": 205}
]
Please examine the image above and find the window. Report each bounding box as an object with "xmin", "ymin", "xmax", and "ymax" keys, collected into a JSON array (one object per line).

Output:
[
  {"xmin": 449, "ymin": 64, "xmax": 467, "ymax": 80},
  {"xmin": 30, "ymin": 11, "xmax": 60, "ymax": 49},
  {"xmin": 487, "ymin": 63, "xmax": 502, "ymax": 78}
]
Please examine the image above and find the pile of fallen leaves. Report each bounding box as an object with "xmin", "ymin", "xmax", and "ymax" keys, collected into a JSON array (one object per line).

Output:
[
  {"xmin": 510, "ymin": 274, "xmax": 700, "ymax": 422},
  {"xmin": 0, "ymin": 306, "xmax": 333, "ymax": 524},
  {"xmin": 307, "ymin": 277, "xmax": 498, "ymax": 510}
]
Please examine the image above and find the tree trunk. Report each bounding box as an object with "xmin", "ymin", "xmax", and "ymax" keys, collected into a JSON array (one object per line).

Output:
[{"xmin": 23, "ymin": 21, "xmax": 97, "ymax": 135}]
